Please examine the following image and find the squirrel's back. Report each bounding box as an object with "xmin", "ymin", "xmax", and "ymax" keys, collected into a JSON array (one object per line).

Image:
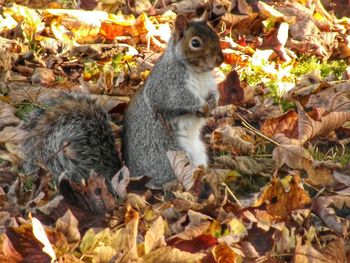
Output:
[{"xmin": 22, "ymin": 93, "xmax": 120, "ymax": 183}]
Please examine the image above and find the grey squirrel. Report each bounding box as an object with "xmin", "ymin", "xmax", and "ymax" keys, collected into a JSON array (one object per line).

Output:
[
  {"xmin": 21, "ymin": 93, "xmax": 121, "ymax": 185},
  {"xmin": 123, "ymin": 14, "xmax": 224, "ymax": 188}
]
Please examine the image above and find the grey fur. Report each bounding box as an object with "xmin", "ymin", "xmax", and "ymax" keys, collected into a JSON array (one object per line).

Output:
[
  {"xmin": 22, "ymin": 93, "xmax": 120, "ymax": 185},
  {"xmin": 123, "ymin": 20, "xmax": 223, "ymax": 189}
]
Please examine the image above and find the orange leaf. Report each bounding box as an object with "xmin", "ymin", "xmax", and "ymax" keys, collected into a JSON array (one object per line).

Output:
[
  {"xmin": 261, "ymin": 109, "xmax": 299, "ymax": 139},
  {"xmin": 254, "ymin": 175, "xmax": 311, "ymax": 221}
]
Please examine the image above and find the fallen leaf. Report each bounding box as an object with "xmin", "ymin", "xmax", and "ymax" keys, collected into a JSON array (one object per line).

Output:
[
  {"xmin": 313, "ymin": 196, "xmax": 350, "ymax": 236},
  {"xmin": 0, "ymin": 101, "xmax": 20, "ymax": 130},
  {"xmin": 210, "ymin": 125, "xmax": 254, "ymax": 155},
  {"xmin": 166, "ymin": 151, "xmax": 197, "ymax": 191},
  {"xmin": 253, "ymin": 175, "xmax": 311, "ymax": 220},
  {"xmin": 55, "ymin": 210, "xmax": 81, "ymax": 244},
  {"xmin": 58, "ymin": 171, "xmax": 117, "ymax": 213},
  {"xmin": 31, "ymin": 217, "xmax": 57, "ymax": 261},
  {"xmin": 296, "ymin": 102, "xmax": 350, "ymax": 144},
  {"xmin": 303, "ymin": 159, "xmax": 336, "ymax": 187},
  {"xmin": 211, "ymin": 243, "xmax": 241, "ymax": 263},
  {"xmin": 320, "ymin": 238, "xmax": 347, "ymax": 263},
  {"xmin": 218, "ymin": 70, "xmax": 244, "ymax": 106},
  {"xmin": 31, "ymin": 68, "xmax": 55, "ymax": 86},
  {"xmin": 111, "ymin": 166, "xmax": 130, "ymax": 199},
  {"xmin": 261, "ymin": 109, "xmax": 299, "ymax": 139},
  {"xmin": 214, "ymin": 155, "xmax": 274, "ymax": 176},
  {"xmin": 273, "ymin": 143, "xmax": 313, "ymax": 170},
  {"xmin": 333, "ymin": 171, "xmax": 350, "ymax": 187},
  {"xmin": 293, "ymin": 237, "xmax": 329, "ymax": 263},
  {"xmin": 144, "ymin": 216, "xmax": 166, "ymax": 254},
  {"xmin": 141, "ymin": 246, "xmax": 205, "ymax": 263}
]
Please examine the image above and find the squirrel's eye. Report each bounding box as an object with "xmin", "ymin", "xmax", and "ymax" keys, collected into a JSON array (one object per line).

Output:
[{"xmin": 190, "ymin": 37, "xmax": 202, "ymax": 49}]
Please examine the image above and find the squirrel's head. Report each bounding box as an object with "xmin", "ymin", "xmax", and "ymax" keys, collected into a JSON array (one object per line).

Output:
[{"xmin": 173, "ymin": 14, "xmax": 224, "ymax": 72}]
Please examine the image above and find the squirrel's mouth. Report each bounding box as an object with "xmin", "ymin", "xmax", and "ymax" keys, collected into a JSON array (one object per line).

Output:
[{"xmin": 199, "ymin": 65, "xmax": 215, "ymax": 72}]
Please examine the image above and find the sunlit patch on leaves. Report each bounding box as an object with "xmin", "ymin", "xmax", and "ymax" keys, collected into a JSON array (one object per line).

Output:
[{"xmin": 253, "ymin": 175, "xmax": 311, "ymax": 221}]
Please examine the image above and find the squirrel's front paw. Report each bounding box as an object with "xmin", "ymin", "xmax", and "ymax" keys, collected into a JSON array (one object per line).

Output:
[{"xmin": 196, "ymin": 102, "xmax": 210, "ymax": 117}]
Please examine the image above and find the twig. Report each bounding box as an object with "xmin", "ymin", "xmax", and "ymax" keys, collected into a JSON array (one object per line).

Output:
[
  {"xmin": 222, "ymin": 182, "xmax": 242, "ymax": 207},
  {"xmin": 236, "ymin": 113, "xmax": 280, "ymax": 146}
]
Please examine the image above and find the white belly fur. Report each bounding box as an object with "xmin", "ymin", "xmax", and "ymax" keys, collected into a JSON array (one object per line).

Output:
[{"xmin": 171, "ymin": 70, "xmax": 216, "ymax": 167}]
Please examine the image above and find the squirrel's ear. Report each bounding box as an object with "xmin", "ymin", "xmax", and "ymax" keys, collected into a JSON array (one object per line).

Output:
[
  {"xmin": 196, "ymin": 6, "xmax": 209, "ymax": 22},
  {"xmin": 175, "ymin": 14, "xmax": 188, "ymax": 39}
]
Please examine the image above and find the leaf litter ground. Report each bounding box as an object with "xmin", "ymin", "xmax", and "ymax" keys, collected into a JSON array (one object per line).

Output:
[{"xmin": 0, "ymin": 0, "xmax": 350, "ymax": 262}]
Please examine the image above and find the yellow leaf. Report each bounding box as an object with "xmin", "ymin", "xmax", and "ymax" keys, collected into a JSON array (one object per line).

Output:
[
  {"xmin": 144, "ymin": 217, "xmax": 166, "ymax": 254},
  {"xmin": 142, "ymin": 247, "xmax": 205, "ymax": 263},
  {"xmin": 31, "ymin": 217, "xmax": 57, "ymax": 262}
]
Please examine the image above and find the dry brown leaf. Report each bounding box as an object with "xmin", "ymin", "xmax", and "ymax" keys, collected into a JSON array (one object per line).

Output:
[
  {"xmin": 218, "ymin": 70, "xmax": 244, "ymax": 106},
  {"xmin": 211, "ymin": 243, "xmax": 240, "ymax": 262},
  {"xmin": 293, "ymin": 237, "xmax": 347, "ymax": 263},
  {"xmin": 0, "ymin": 101, "xmax": 20, "ymax": 130},
  {"xmin": 111, "ymin": 166, "xmax": 130, "ymax": 199},
  {"xmin": 0, "ymin": 51, "xmax": 12, "ymax": 73},
  {"xmin": 305, "ymin": 86, "xmax": 350, "ymax": 112},
  {"xmin": 31, "ymin": 68, "xmax": 55, "ymax": 86},
  {"xmin": 171, "ymin": 210, "xmax": 212, "ymax": 235},
  {"xmin": 36, "ymin": 195, "xmax": 64, "ymax": 216},
  {"xmin": 253, "ymin": 175, "xmax": 311, "ymax": 221},
  {"xmin": 297, "ymin": 102, "xmax": 350, "ymax": 143},
  {"xmin": 261, "ymin": 109, "xmax": 299, "ymax": 139},
  {"xmin": 8, "ymin": 85, "xmax": 63, "ymax": 104},
  {"xmin": 313, "ymin": 196, "xmax": 350, "ymax": 236},
  {"xmin": 169, "ymin": 221, "xmax": 211, "ymax": 242},
  {"xmin": 166, "ymin": 150, "xmax": 197, "ymax": 191},
  {"xmin": 125, "ymin": 193, "xmax": 148, "ymax": 211},
  {"xmin": 240, "ymin": 241, "xmax": 260, "ymax": 260},
  {"xmin": 5, "ymin": 220, "xmax": 67, "ymax": 262},
  {"xmin": 55, "ymin": 209, "xmax": 81, "ymax": 244},
  {"xmin": 214, "ymin": 156, "xmax": 274, "ymax": 176},
  {"xmin": 237, "ymin": 0, "xmax": 251, "ymax": 14},
  {"xmin": 1, "ymin": 235, "xmax": 23, "ymax": 262},
  {"xmin": 94, "ymin": 94, "xmax": 129, "ymax": 112},
  {"xmin": 143, "ymin": 216, "xmax": 166, "ymax": 255},
  {"xmin": 303, "ymin": 160, "xmax": 336, "ymax": 187},
  {"xmin": 249, "ymin": 97, "xmax": 284, "ymax": 121},
  {"xmin": 212, "ymin": 105, "xmax": 237, "ymax": 119},
  {"xmin": 0, "ymin": 126, "xmax": 26, "ymax": 144},
  {"xmin": 221, "ymin": 13, "xmax": 250, "ymax": 28},
  {"xmin": 114, "ymin": 208, "xmax": 139, "ymax": 262},
  {"xmin": 333, "ymin": 171, "xmax": 350, "ymax": 187},
  {"xmin": 320, "ymin": 238, "xmax": 347, "ymax": 263},
  {"xmin": 0, "ymin": 150, "xmax": 22, "ymax": 167},
  {"xmin": 293, "ymin": 237, "xmax": 329, "ymax": 263},
  {"xmin": 58, "ymin": 171, "xmax": 117, "ymax": 213},
  {"xmin": 257, "ymin": 1, "xmax": 286, "ymax": 20},
  {"xmin": 273, "ymin": 143, "xmax": 313, "ymax": 170},
  {"xmin": 210, "ymin": 125, "xmax": 254, "ymax": 155},
  {"xmin": 141, "ymin": 246, "xmax": 205, "ymax": 263},
  {"xmin": 204, "ymin": 168, "xmax": 235, "ymax": 197}
]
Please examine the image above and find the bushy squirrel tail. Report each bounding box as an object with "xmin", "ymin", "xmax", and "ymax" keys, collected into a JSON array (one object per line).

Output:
[{"xmin": 22, "ymin": 93, "xmax": 120, "ymax": 183}]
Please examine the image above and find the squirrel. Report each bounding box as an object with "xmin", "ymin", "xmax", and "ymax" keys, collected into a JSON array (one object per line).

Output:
[
  {"xmin": 21, "ymin": 93, "xmax": 121, "ymax": 186},
  {"xmin": 122, "ymin": 14, "xmax": 224, "ymax": 189}
]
